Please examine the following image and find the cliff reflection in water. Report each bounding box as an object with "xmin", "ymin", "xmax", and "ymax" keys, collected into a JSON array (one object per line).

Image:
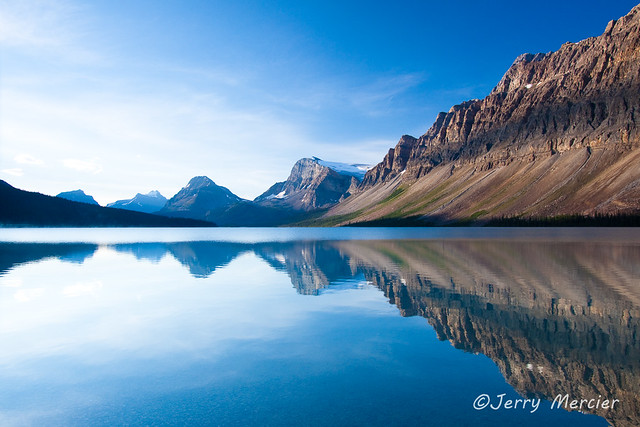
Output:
[
  {"xmin": 1, "ymin": 238, "xmax": 638, "ymax": 426},
  {"xmin": 258, "ymin": 239, "xmax": 640, "ymax": 426},
  {"xmin": 336, "ymin": 240, "xmax": 640, "ymax": 427}
]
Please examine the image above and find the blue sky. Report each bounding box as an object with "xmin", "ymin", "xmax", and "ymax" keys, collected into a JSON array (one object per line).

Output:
[{"xmin": 1, "ymin": 0, "xmax": 638, "ymax": 204}]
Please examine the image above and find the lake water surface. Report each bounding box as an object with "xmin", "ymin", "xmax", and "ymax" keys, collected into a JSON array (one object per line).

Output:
[{"xmin": 1, "ymin": 227, "xmax": 639, "ymax": 426}]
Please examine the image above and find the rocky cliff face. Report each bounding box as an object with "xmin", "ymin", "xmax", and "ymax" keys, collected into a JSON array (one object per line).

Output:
[
  {"xmin": 331, "ymin": 4, "xmax": 640, "ymax": 224},
  {"xmin": 255, "ymin": 158, "xmax": 360, "ymax": 211}
]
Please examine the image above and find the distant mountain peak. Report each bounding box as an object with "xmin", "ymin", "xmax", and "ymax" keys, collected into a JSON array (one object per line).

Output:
[
  {"xmin": 107, "ymin": 190, "xmax": 167, "ymax": 214},
  {"xmin": 186, "ymin": 176, "xmax": 215, "ymax": 189},
  {"xmin": 56, "ymin": 189, "xmax": 99, "ymax": 206},
  {"xmin": 159, "ymin": 176, "xmax": 242, "ymax": 220},
  {"xmin": 62, "ymin": 189, "xmax": 87, "ymax": 196}
]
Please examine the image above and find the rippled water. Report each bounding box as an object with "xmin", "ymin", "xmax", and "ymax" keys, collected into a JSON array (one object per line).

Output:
[{"xmin": 1, "ymin": 228, "xmax": 638, "ymax": 426}]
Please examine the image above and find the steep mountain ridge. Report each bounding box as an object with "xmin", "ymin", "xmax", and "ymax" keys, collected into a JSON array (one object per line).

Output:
[{"xmin": 327, "ymin": 4, "xmax": 640, "ymax": 224}]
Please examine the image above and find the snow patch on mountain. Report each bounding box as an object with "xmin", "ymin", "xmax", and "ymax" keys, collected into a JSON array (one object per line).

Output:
[{"xmin": 314, "ymin": 157, "xmax": 373, "ymax": 180}]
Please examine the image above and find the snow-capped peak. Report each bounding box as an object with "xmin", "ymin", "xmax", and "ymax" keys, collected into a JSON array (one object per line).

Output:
[
  {"xmin": 145, "ymin": 190, "xmax": 163, "ymax": 198},
  {"xmin": 313, "ymin": 157, "xmax": 374, "ymax": 180}
]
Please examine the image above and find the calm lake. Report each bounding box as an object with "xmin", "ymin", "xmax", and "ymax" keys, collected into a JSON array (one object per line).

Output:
[{"xmin": 1, "ymin": 227, "xmax": 639, "ymax": 426}]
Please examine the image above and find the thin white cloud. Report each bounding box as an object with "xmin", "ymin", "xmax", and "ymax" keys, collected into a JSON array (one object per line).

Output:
[
  {"xmin": 266, "ymin": 71, "xmax": 425, "ymax": 117},
  {"xmin": 1, "ymin": 83, "xmax": 318, "ymax": 201},
  {"xmin": 63, "ymin": 158, "xmax": 103, "ymax": 174},
  {"xmin": 0, "ymin": 0, "xmax": 99, "ymax": 63},
  {"xmin": 310, "ymin": 138, "xmax": 394, "ymax": 166},
  {"xmin": 0, "ymin": 1, "xmax": 405, "ymax": 202},
  {"xmin": 2, "ymin": 168, "xmax": 24, "ymax": 177},
  {"xmin": 14, "ymin": 153, "xmax": 44, "ymax": 165},
  {"xmin": 0, "ymin": 0, "xmax": 74, "ymax": 47},
  {"xmin": 348, "ymin": 73, "xmax": 425, "ymax": 113}
]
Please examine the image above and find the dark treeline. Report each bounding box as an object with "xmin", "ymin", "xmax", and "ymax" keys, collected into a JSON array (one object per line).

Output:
[
  {"xmin": 347, "ymin": 213, "xmax": 640, "ymax": 227},
  {"xmin": 486, "ymin": 213, "xmax": 640, "ymax": 227}
]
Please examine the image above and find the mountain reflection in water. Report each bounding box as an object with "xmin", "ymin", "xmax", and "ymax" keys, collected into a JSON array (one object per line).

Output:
[{"xmin": 1, "ymin": 238, "xmax": 638, "ymax": 426}]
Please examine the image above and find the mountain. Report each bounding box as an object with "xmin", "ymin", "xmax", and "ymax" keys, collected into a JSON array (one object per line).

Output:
[
  {"xmin": 322, "ymin": 4, "xmax": 640, "ymax": 225},
  {"xmin": 107, "ymin": 190, "xmax": 167, "ymax": 214},
  {"xmin": 255, "ymin": 157, "xmax": 367, "ymax": 212},
  {"xmin": 0, "ymin": 180, "xmax": 214, "ymax": 227},
  {"xmin": 156, "ymin": 160, "xmax": 371, "ymax": 226},
  {"xmin": 56, "ymin": 189, "xmax": 99, "ymax": 206},
  {"xmin": 159, "ymin": 176, "xmax": 242, "ymax": 221}
]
